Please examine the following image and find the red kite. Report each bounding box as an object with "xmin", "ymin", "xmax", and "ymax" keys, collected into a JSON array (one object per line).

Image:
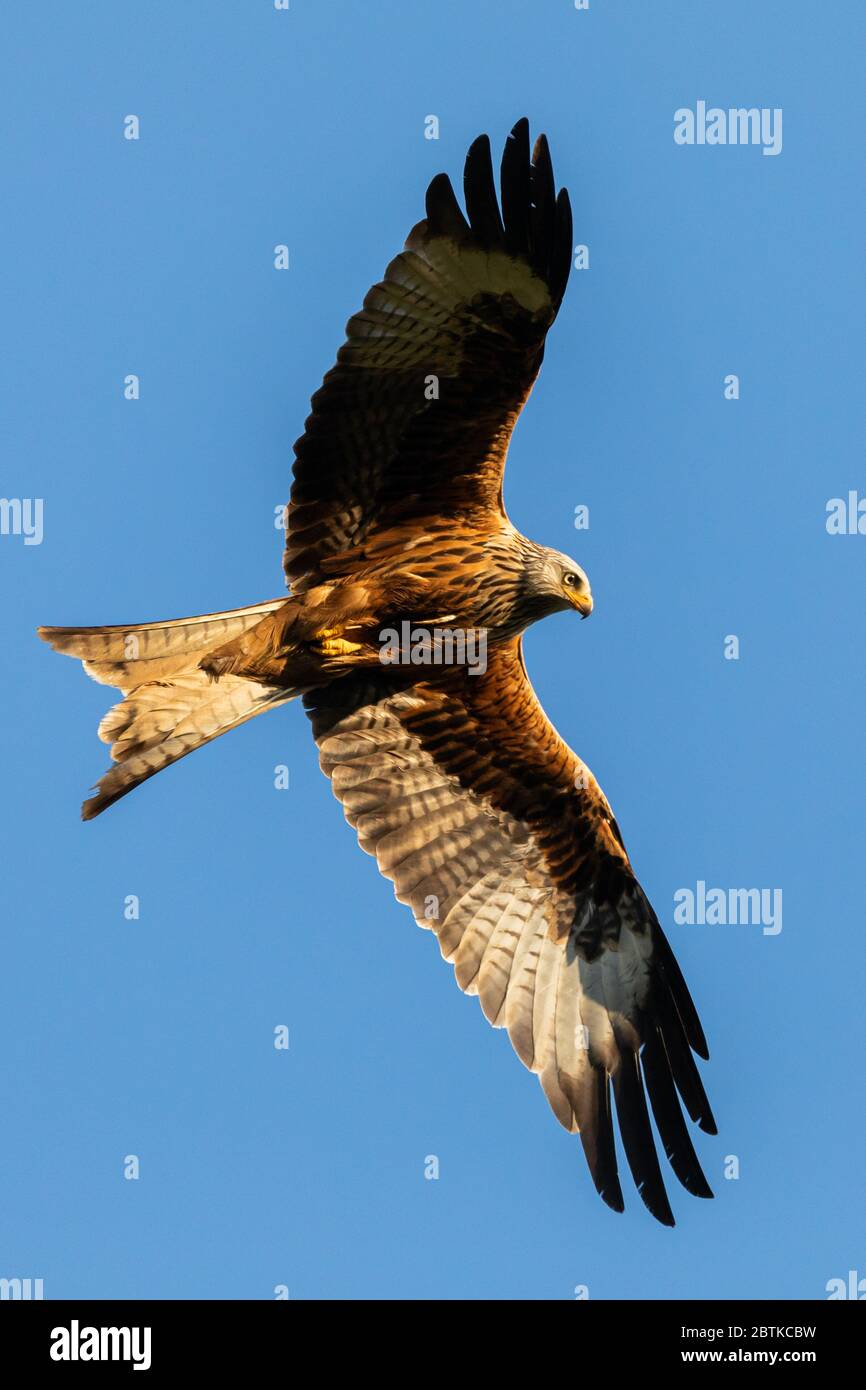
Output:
[{"xmin": 39, "ymin": 120, "xmax": 715, "ymax": 1224}]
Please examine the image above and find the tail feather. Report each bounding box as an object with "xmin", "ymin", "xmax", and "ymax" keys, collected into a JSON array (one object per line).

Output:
[
  {"xmin": 39, "ymin": 599, "xmax": 285, "ymax": 690},
  {"xmin": 37, "ymin": 599, "xmax": 294, "ymax": 819},
  {"xmin": 83, "ymin": 670, "xmax": 292, "ymax": 820}
]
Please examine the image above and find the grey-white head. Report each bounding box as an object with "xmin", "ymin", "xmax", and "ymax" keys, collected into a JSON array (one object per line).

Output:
[{"xmin": 520, "ymin": 541, "xmax": 593, "ymax": 622}]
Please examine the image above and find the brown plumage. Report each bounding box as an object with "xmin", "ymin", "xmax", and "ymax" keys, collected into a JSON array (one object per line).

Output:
[{"xmin": 38, "ymin": 120, "xmax": 715, "ymax": 1224}]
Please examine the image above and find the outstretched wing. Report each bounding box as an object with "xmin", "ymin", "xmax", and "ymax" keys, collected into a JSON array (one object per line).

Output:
[
  {"xmin": 304, "ymin": 639, "xmax": 716, "ymax": 1225},
  {"xmin": 285, "ymin": 119, "xmax": 573, "ymax": 592}
]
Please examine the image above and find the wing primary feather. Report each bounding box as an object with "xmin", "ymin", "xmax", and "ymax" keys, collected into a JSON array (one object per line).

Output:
[
  {"xmin": 550, "ymin": 189, "xmax": 573, "ymax": 310},
  {"xmin": 653, "ymin": 924, "xmax": 710, "ymax": 1059},
  {"xmin": 610, "ymin": 1049, "xmax": 676, "ymax": 1227},
  {"xmin": 500, "ymin": 117, "xmax": 531, "ymax": 255},
  {"xmin": 424, "ymin": 171, "xmax": 471, "ymax": 241},
  {"xmin": 642, "ymin": 1031, "xmax": 714, "ymax": 1198},
  {"xmin": 529, "ymin": 134, "xmax": 556, "ymax": 277},
  {"xmin": 655, "ymin": 988, "xmax": 718, "ymax": 1135},
  {"xmin": 463, "ymin": 134, "xmax": 505, "ymax": 247},
  {"xmin": 571, "ymin": 1068, "xmax": 625, "ymax": 1214}
]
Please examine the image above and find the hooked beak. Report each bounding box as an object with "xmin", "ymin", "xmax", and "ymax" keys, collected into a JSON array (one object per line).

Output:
[{"xmin": 571, "ymin": 588, "xmax": 593, "ymax": 619}]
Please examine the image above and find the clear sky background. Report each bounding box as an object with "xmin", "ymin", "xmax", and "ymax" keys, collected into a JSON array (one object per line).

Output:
[{"xmin": 1, "ymin": 1, "xmax": 864, "ymax": 1300}]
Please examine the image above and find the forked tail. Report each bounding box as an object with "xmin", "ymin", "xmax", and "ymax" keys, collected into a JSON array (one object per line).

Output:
[{"xmin": 38, "ymin": 599, "xmax": 295, "ymax": 819}]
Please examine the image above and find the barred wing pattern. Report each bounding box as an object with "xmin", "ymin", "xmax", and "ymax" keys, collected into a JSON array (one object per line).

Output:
[
  {"xmin": 305, "ymin": 640, "xmax": 716, "ymax": 1225},
  {"xmin": 285, "ymin": 118, "xmax": 572, "ymax": 591}
]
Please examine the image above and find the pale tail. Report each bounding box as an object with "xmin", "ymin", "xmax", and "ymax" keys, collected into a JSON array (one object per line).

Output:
[{"xmin": 38, "ymin": 599, "xmax": 294, "ymax": 819}]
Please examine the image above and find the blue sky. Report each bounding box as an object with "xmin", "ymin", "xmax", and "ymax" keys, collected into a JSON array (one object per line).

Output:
[{"xmin": 1, "ymin": 0, "xmax": 864, "ymax": 1299}]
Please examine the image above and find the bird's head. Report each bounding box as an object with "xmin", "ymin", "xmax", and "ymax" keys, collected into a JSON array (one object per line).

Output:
[{"xmin": 526, "ymin": 545, "xmax": 593, "ymax": 619}]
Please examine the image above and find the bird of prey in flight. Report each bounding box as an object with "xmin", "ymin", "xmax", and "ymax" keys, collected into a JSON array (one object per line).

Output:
[{"xmin": 39, "ymin": 119, "xmax": 716, "ymax": 1225}]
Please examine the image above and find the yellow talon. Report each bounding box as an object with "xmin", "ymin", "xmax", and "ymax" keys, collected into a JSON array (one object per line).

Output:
[{"xmin": 320, "ymin": 637, "xmax": 363, "ymax": 657}]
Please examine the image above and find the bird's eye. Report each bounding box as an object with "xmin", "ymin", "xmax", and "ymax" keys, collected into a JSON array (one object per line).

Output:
[{"xmin": 563, "ymin": 573, "xmax": 577, "ymax": 587}]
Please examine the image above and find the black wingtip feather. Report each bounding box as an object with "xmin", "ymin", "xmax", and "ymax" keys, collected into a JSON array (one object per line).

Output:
[
  {"xmin": 611, "ymin": 1052, "xmax": 676, "ymax": 1227},
  {"xmin": 655, "ymin": 987, "xmax": 717, "ymax": 1134},
  {"xmin": 571, "ymin": 1069, "xmax": 625, "ymax": 1213},
  {"xmin": 653, "ymin": 923, "xmax": 710, "ymax": 1060},
  {"xmin": 425, "ymin": 172, "xmax": 470, "ymax": 241},
  {"xmin": 529, "ymin": 134, "xmax": 556, "ymax": 278},
  {"xmin": 643, "ymin": 1032, "xmax": 714, "ymax": 1199},
  {"xmin": 599, "ymin": 1184, "xmax": 626, "ymax": 1216},
  {"xmin": 550, "ymin": 189, "xmax": 573, "ymax": 308},
  {"xmin": 464, "ymin": 134, "xmax": 505, "ymax": 247},
  {"xmin": 500, "ymin": 118, "xmax": 531, "ymax": 255},
  {"xmin": 426, "ymin": 123, "xmax": 572, "ymax": 313}
]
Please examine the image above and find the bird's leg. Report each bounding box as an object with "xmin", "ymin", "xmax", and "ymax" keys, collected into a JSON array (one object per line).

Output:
[{"xmin": 315, "ymin": 626, "xmax": 364, "ymax": 657}]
